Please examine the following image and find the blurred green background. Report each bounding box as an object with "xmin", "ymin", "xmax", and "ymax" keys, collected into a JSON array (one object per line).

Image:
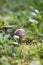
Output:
[{"xmin": 0, "ymin": 0, "xmax": 43, "ymax": 65}]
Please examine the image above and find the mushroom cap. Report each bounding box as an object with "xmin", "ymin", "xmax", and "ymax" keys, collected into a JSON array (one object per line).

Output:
[
  {"xmin": 2, "ymin": 25, "xmax": 14, "ymax": 29},
  {"xmin": 14, "ymin": 29, "xmax": 25, "ymax": 36}
]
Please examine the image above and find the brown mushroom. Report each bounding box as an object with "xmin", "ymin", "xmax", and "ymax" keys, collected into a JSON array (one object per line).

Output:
[
  {"xmin": 2, "ymin": 25, "xmax": 14, "ymax": 33},
  {"xmin": 2, "ymin": 25, "xmax": 14, "ymax": 29},
  {"xmin": 14, "ymin": 29, "xmax": 26, "ymax": 44}
]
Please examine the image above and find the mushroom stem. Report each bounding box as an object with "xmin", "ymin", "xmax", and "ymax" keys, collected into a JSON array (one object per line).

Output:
[{"xmin": 18, "ymin": 36, "xmax": 22, "ymax": 44}]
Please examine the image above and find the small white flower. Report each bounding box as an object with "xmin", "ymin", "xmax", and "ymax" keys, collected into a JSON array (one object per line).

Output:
[
  {"xmin": 30, "ymin": 61, "xmax": 41, "ymax": 65},
  {"xmin": 2, "ymin": 56, "xmax": 8, "ymax": 61},
  {"xmin": 35, "ymin": 10, "xmax": 39, "ymax": 13},
  {"xmin": 30, "ymin": 12, "xmax": 36, "ymax": 16},
  {"xmin": 13, "ymin": 35, "xmax": 19, "ymax": 39},
  {"xmin": 29, "ymin": 19, "xmax": 38, "ymax": 24}
]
